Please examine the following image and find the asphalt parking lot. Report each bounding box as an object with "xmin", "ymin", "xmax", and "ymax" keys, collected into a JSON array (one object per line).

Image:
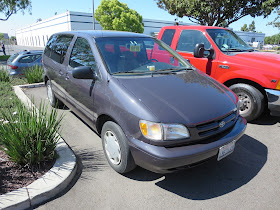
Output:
[{"xmin": 23, "ymin": 86, "xmax": 280, "ymax": 210}]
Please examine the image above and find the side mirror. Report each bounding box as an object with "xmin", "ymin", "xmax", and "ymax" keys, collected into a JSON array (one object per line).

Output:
[
  {"xmin": 194, "ymin": 43, "xmax": 205, "ymax": 58},
  {"xmin": 194, "ymin": 43, "xmax": 215, "ymax": 59},
  {"xmin": 73, "ymin": 66, "xmax": 95, "ymax": 80}
]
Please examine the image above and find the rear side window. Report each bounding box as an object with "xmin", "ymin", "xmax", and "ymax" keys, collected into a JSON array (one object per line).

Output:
[
  {"xmin": 69, "ymin": 38, "xmax": 96, "ymax": 70},
  {"xmin": 44, "ymin": 34, "xmax": 73, "ymax": 64},
  {"xmin": 18, "ymin": 54, "xmax": 41, "ymax": 63},
  {"xmin": 176, "ymin": 30, "xmax": 211, "ymax": 52},
  {"xmin": 161, "ymin": 29, "xmax": 176, "ymax": 46}
]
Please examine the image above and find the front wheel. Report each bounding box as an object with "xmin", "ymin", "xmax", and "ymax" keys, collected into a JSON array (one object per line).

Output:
[
  {"xmin": 101, "ymin": 121, "xmax": 136, "ymax": 174},
  {"xmin": 229, "ymin": 83, "xmax": 264, "ymax": 121},
  {"xmin": 46, "ymin": 80, "xmax": 64, "ymax": 108}
]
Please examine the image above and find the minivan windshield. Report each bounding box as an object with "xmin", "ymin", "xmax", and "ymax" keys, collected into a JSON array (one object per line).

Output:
[
  {"xmin": 206, "ymin": 29, "xmax": 253, "ymax": 52},
  {"xmin": 95, "ymin": 37, "xmax": 192, "ymax": 75}
]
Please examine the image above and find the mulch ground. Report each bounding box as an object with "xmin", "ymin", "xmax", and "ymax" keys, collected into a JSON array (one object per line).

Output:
[{"xmin": 0, "ymin": 149, "xmax": 55, "ymax": 195}]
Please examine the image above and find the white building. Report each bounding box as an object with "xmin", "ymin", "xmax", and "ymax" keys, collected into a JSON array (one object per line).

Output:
[
  {"xmin": 16, "ymin": 11, "xmax": 188, "ymax": 47},
  {"xmin": 16, "ymin": 11, "xmax": 265, "ymax": 48},
  {"xmin": 235, "ymin": 31, "xmax": 265, "ymax": 44}
]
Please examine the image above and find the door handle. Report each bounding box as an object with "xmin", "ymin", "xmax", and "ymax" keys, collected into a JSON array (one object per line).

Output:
[
  {"xmin": 59, "ymin": 70, "xmax": 63, "ymax": 76},
  {"xmin": 65, "ymin": 73, "xmax": 70, "ymax": 80}
]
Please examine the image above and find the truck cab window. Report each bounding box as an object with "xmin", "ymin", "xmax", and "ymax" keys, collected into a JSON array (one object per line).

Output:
[{"xmin": 176, "ymin": 30, "xmax": 211, "ymax": 53}]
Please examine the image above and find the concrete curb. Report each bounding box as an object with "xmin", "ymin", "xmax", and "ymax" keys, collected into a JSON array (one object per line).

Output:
[{"xmin": 0, "ymin": 83, "xmax": 77, "ymax": 210}]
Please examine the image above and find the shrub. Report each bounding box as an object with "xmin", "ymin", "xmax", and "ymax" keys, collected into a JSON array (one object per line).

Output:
[
  {"xmin": 0, "ymin": 55, "xmax": 10, "ymax": 61},
  {"xmin": 0, "ymin": 68, "xmax": 10, "ymax": 82},
  {"xmin": 24, "ymin": 65, "xmax": 44, "ymax": 84},
  {"xmin": 0, "ymin": 101, "xmax": 63, "ymax": 167}
]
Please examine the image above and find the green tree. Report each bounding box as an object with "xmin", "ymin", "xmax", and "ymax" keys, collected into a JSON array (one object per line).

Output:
[
  {"xmin": 265, "ymin": 33, "xmax": 280, "ymax": 44},
  {"xmin": 155, "ymin": 0, "xmax": 280, "ymax": 27},
  {"xmin": 241, "ymin": 24, "xmax": 249, "ymax": 31},
  {"xmin": 249, "ymin": 21, "xmax": 256, "ymax": 32},
  {"xmin": 0, "ymin": 0, "xmax": 31, "ymax": 21},
  {"xmin": 95, "ymin": 0, "xmax": 144, "ymax": 33},
  {"xmin": 264, "ymin": 36, "xmax": 271, "ymax": 44},
  {"xmin": 0, "ymin": 33, "xmax": 5, "ymax": 40},
  {"xmin": 268, "ymin": 8, "xmax": 280, "ymax": 29}
]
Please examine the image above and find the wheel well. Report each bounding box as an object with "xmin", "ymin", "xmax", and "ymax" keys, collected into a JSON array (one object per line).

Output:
[
  {"xmin": 96, "ymin": 115, "xmax": 116, "ymax": 134},
  {"xmin": 224, "ymin": 78, "xmax": 268, "ymax": 107}
]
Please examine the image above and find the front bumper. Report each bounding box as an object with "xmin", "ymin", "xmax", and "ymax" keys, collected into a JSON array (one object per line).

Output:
[
  {"xmin": 265, "ymin": 89, "xmax": 280, "ymax": 116},
  {"xmin": 128, "ymin": 116, "xmax": 247, "ymax": 173}
]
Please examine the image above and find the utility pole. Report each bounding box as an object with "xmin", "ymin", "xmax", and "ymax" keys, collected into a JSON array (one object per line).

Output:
[{"xmin": 92, "ymin": 0, "xmax": 95, "ymax": 30}]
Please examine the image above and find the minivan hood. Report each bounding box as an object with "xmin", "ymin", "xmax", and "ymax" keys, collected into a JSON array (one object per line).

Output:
[
  {"xmin": 229, "ymin": 52, "xmax": 280, "ymax": 73},
  {"xmin": 117, "ymin": 70, "xmax": 236, "ymax": 125}
]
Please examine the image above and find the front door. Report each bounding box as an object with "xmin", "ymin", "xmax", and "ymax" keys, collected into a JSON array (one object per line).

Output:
[{"xmin": 65, "ymin": 37, "xmax": 99, "ymax": 127}]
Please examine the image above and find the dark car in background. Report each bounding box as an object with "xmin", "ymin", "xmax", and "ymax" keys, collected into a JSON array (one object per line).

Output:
[
  {"xmin": 43, "ymin": 31, "xmax": 246, "ymax": 174},
  {"xmin": 7, "ymin": 50, "xmax": 43, "ymax": 75}
]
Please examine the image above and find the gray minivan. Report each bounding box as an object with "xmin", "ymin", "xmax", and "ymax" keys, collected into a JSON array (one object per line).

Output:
[{"xmin": 43, "ymin": 31, "xmax": 246, "ymax": 174}]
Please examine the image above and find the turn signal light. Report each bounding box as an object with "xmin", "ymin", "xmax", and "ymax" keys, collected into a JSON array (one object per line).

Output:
[{"xmin": 276, "ymin": 80, "xmax": 280, "ymax": 90}]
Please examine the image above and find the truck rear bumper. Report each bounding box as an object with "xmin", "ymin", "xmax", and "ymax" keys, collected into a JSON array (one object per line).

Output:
[{"xmin": 265, "ymin": 89, "xmax": 280, "ymax": 117}]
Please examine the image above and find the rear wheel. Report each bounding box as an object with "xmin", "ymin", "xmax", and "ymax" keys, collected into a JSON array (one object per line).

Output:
[
  {"xmin": 46, "ymin": 80, "xmax": 64, "ymax": 108},
  {"xmin": 101, "ymin": 121, "xmax": 136, "ymax": 174},
  {"xmin": 229, "ymin": 83, "xmax": 264, "ymax": 121}
]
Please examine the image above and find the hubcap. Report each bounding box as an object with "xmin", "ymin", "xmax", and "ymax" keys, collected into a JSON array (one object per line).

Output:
[
  {"xmin": 237, "ymin": 92, "xmax": 252, "ymax": 115},
  {"xmin": 47, "ymin": 84, "xmax": 54, "ymax": 105},
  {"xmin": 104, "ymin": 131, "xmax": 121, "ymax": 165}
]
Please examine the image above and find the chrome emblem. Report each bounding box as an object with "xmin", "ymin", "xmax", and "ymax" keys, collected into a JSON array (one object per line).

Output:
[{"xmin": 219, "ymin": 121, "xmax": 226, "ymax": 128}]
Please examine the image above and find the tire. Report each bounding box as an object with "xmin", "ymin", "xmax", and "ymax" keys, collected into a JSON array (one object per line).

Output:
[
  {"xmin": 46, "ymin": 80, "xmax": 64, "ymax": 108},
  {"xmin": 101, "ymin": 121, "xmax": 136, "ymax": 174},
  {"xmin": 229, "ymin": 83, "xmax": 264, "ymax": 121}
]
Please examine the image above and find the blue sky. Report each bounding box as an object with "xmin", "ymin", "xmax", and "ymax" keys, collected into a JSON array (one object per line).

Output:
[{"xmin": 0, "ymin": 0, "xmax": 279, "ymax": 36}]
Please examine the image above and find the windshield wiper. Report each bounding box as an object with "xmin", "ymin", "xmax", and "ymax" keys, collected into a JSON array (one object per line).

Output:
[
  {"xmin": 154, "ymin": 67, "xmax": 193, "ymax": 73},
  {"xmin": 112, "ymin": 70, "xmax": 146, "ymax": 75},
  {"xmin": 150, "ymin": 67, "xmax": 193, "ymax": 77},
  {"xmin": 226, "ymin": 48, "xmax": 243, "ymax": 52}
]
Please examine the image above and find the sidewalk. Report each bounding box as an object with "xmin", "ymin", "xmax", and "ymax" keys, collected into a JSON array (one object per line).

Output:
[{"xmin": 2, "ymin": 45, "xmax": 44, "ymax": 56}]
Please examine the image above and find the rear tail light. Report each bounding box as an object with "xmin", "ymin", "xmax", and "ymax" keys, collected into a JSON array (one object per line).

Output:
[{"xmin": 9, "ymin": 65, "xmax": 18, "ymax": 69}]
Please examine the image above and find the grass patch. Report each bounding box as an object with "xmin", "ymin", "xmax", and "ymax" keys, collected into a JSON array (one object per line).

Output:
[
  {"xmin": 0, "ymin": 67, "xmax": 60, "ymax": 168},
  {"xmin": 0, "ymin": 55, "xmax": 10, "ymax": 61},
  {"xmin": 0, "ymin": 68, "xmax": 10, "ymax": 82},
  {"xmin": 25, "ymin": 65, "xmax": 44, "ymax": 84},
  {"xmin": 0, "ymin": 102, "xmax": 63, "ymax": 167},
  {"xmin": 0, "ymin": 77, "xmax": 27, "ymax": 119}
]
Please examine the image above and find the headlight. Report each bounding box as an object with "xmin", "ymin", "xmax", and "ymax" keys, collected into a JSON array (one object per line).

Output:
[{"xmin": 139, "ymin": 120, "xmax": 190, "ymax": 140}]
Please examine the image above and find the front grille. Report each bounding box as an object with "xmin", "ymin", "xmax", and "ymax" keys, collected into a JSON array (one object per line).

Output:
[
  {"xmin": 162, "ymin": 110, "xmax": 238, "ymax": 148},
  {"xmin": 195, "ymin": 110, "xmax": 238, "ymax": 138}
]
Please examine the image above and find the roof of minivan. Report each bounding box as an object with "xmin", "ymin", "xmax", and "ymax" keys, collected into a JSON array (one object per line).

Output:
[
  {"xmin": 54, "ymin": 30, "xmax": 151, "ymax": 38},
  {"xmin": 161, "ymin": 25, "xmax": 228, "ymax": 31}
]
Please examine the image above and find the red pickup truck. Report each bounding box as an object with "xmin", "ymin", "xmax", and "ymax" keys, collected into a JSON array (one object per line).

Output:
[{"xmin": 157, "ymin": 25, "xmax": 280, "ymax": 121}]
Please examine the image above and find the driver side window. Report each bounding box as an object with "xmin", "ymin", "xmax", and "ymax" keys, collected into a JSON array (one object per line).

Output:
[
  {"xmin": 69, "ymin": 38, "xmax": 97, "ymax": 71},
  {"xmin": 176, "ymin": 30, "xmax": 211, "ymax": 53}
]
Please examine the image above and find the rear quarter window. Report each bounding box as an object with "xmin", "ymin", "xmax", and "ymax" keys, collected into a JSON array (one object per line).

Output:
[
  {"xmin": 44, "ymin": 34, "xmax": 73, "ymax": 64},
  {"xmin": 161, "ymin": 29, "xmax": 176, "ymax": 46}
]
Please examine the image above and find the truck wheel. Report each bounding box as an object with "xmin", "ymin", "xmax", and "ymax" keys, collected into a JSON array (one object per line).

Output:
[
  {"xmin": 101, "ymin": 121, "xmax": 136, "ymax": 174},
  {"xmin": 229, "ymin": 84, "xmax": 264, "ymax": 121},
  {"xmin": 46, "ymin": 80, "xmax": 64, "ymax": 108}
]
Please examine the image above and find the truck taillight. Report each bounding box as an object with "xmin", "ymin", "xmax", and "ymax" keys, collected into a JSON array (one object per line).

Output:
[{"xmin": 9, "ymin": 65, "xmax": 18, "ymax": 69}]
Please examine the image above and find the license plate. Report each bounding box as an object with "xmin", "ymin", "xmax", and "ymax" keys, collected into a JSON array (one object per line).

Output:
[{"xmin": 217, "ymin": 140, "xmax": 235, "ymax": 161}]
